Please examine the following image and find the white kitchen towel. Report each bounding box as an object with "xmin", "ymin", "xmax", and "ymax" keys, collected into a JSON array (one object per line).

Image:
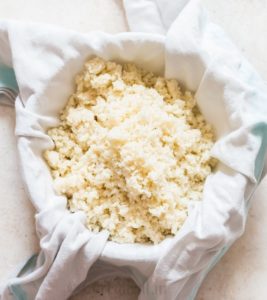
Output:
[{"xmin": 1, "ymin": 0, "xmax": 267, "ymax": 299}]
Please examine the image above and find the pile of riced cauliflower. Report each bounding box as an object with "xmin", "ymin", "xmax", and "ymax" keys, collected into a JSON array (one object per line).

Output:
[{"xmin": 44, "ymin": 57, "xmax": 216, "ymax": 244}]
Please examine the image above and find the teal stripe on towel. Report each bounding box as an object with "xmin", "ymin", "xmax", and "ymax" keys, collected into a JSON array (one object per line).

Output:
[
  {"xmin": 17, "ymin": 254, "xmax": 38, "ymax": 277},
  {"xmin": 0, "ymin": 65, "xmax": 19, "ymax": 92},
  {"xmin": 9, "ymin": 284, "xmax": 28, "ymax": 300},
  {"xmin": 252, "ymin": 122, "xmax": 267, "ymax": 180}
]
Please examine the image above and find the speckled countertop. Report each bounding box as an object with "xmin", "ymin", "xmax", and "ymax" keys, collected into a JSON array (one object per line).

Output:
[{"xmin": 0, "ymin": 1, "xmax": 267, "ymax": 299}]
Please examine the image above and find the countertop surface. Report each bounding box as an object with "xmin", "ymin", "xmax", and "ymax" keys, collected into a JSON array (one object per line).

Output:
[{"xmin": 0, "ymin": 1, "xmax": 267, "ymax": 299}]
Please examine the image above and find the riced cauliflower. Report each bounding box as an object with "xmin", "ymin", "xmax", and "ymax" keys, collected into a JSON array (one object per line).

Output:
[{"xmin": 44, "ymin": 56, "xmax": 216, "ymax": 244}]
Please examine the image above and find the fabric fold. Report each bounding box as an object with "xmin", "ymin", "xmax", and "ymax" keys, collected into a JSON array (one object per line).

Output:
[{"xmin": 1, "ymin": 211, "xmax": 109, "ymax": 300}]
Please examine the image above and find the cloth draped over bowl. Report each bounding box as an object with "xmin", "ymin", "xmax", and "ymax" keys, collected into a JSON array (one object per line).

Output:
[{"xmin": 1, "ymin": 1, "xmax": 267, "ymax": 299}]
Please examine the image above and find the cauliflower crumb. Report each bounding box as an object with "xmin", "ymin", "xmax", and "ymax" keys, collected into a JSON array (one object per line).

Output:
[{"xmin": 44, "ymin": 56, "xmax": 216, "ymax": 244}]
